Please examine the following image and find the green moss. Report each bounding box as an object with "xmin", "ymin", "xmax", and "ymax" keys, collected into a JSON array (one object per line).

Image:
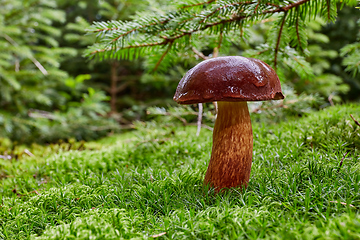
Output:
[{"xmin": 1, "ymin": 104, "xmax": 359, "ymax": 239}]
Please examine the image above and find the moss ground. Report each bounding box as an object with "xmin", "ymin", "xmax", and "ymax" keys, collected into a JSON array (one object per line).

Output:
[{"xmin": 0, "ymin": 104, "xmax": 359, "ymax": 239}]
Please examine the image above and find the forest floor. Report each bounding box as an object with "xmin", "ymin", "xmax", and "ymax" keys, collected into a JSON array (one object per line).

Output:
[{"xmin": 1, "ymin": 104, "xmax": 360, "ymax": 239}]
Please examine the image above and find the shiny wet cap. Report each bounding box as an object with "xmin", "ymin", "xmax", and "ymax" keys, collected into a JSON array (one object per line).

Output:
[{"xmin": 173, "ymin": 56, "xmax": 284, "ymax": 104}]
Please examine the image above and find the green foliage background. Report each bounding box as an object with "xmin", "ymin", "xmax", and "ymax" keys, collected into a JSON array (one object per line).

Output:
[{"xmin": 0, "ymin": 0, "xmax": 359, "ymax": 145}]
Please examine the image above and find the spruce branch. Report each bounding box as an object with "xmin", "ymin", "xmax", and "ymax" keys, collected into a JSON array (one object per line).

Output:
[
  {"xmin": 295, "ymin": 13, "xmax": 304, "ymax": 52},
  {"xmin": 180, "ymin": 0, "xmax": 216, "ymax": 9},
  {"xmin": 90, "ymin": 40, "xmax": 169, "ymax": 55},
  {"xmin": 274, "ymin": 12, "xmax": 288, "ymax": 69},
  {"xmin": 153, "ymin": 41, "xmax": 174, "ymax": 71},
  {"xmin": 326, "ymin": 0, "xmax": 331, "ymax": 20},
  {"xmin": 109, "ymin": 17, "xmax": 175, "ymax": 43},
  {"xmin": 199, "ymin": 1, "xmax": 253, "ymax": 24},
  {"xmin": 264, "ymin": 0, "xmax": 311, "ymax": 14},
  {"xmin": 86, "ymin": 0, "xmax": 354, "ymax": 67}
]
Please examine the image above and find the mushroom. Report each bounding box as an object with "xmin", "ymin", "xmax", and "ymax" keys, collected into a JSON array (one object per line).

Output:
[{"xmin": 173, "ymin": 56, "xmax": 284, "ymax": 192}]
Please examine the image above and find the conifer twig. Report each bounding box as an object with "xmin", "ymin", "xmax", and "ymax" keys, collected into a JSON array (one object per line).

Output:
[
  {"xmin": 180, "ymin": 0, "xmax": 215, "ymax": 9},
  {"xmin": 326, "ymin": 0, "xmax": 331, "ymax": 20},
  {"xmin": 330, "ymin": 201, "xmax": 355, "ymax": 208},
  {"xmin": 199, "ymin": 1, "xmax": 252, "ymax": 23},
  {"xmin": 337, "ymin": 151, "xmax": 349, "ymax": 173},
  {"xmin": 151, "ymin": 232, "xmax": 167, "ymax": 238},
  {"xmin": 90, "ymin": 40, "xmax": 169, "ymax": 55},
  {"xmin": 89, "ymin": 0, "xmax": 314, "ymax": 59},
  {"xmin": 295, "ymin": 15, "xmax": 304, "ymax": 52},
  {"xmin": 350, "ymin": 114, "xmax": 360, "ymax": 126},
  {"xmin": 264, "ymin": 0, "xmax": 311, "ymax": 13},
  {"xmin": 192, "ymin": 47, "xmax": 208, "ymax": 60},
  {"xmin": 153, "ymin": 41, "xmax": 174, "ymax": 71},
  {"xmin": 2, "ymin": 34, "xmax": 48, "ymax": 75},
  {"xmin": 274, "ymin": 12, "xmax": 288, "ymax": 69},
  {"xmin": 23, "ymin": 149, "xmax": 35, "ymax": 157}
]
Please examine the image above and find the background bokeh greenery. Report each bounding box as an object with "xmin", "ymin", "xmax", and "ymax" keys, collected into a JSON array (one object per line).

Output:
[{"xmin": 0, "ymin": 0, "xmax": 359, "ymax": 146}]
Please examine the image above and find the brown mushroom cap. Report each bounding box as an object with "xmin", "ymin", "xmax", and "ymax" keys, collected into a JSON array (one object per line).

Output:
[{"xmin": 173, "ymin": 56, "xmax": 284, "ymax": 104}]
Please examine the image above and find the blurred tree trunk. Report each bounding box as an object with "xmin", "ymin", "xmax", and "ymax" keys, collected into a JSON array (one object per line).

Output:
[
  {"xmin": 109, "ymin": 61, "xmax": 130, "ymax": 113},
  {"xmin": 110, "ymin": 61, "xmax": 119, "ymax": 113}
]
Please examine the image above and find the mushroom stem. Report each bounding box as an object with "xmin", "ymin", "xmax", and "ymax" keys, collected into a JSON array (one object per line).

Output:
[{"xmin": 204, "ymin": 101, "xmax": 253, "ymax": 191}]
